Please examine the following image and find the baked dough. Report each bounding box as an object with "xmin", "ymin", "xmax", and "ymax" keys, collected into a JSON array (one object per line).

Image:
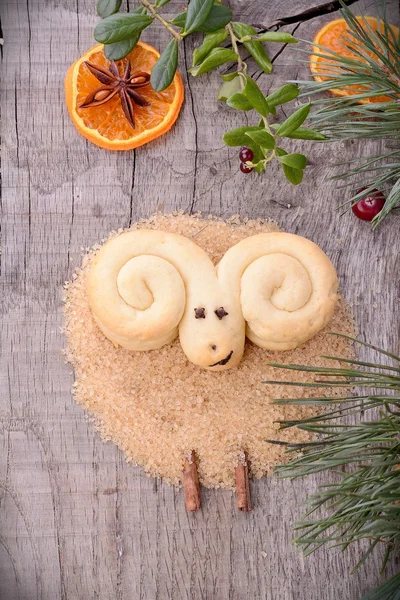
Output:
[{"xmin": 87, "ymin": 230, "xmax": 338, "ymax": 371}]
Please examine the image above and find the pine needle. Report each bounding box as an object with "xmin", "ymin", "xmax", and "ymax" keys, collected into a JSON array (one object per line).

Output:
[{"xmin": 268, "ymin": 333, "xmax": 400, "ymax": 600}]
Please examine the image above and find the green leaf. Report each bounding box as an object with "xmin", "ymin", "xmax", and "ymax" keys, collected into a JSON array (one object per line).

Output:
[
  {"xmin": 195, "ymin": 4, "xmax": 232, "ymax": 32},
  {"xmin": 243, "ymin": 76, "xmax": 269, "ymax": 117},
  {"xmin": 97, "ymin": 0, "xmax": 122, "ymax": 18},
  {"xmin": 277, "ymin": 153, "xmax": 307, "ymax": 169},
  {"xmin": 150, "ymin": 38, "xmax": 179, "ymax": 92},
  {"xmin": 171, "ymin": 11, "xmax": 187, "ymax": 27},
  {"xmin": 189, "ymin": 47, "xmax": 237, "ymax": 76},
  {"xmin": 245, "ymin": 129, "xmax": 275, "ymax": 149},
  {"xmin": 155, "ymin": 0, "xmax": 171, "ymax": 6},
  {"xmin": 192, "ymin": 29, "xmax": 228, "ymax": 66},
  {"xmin": 247, "ymin": 143, "xmax": 264, "ymax": 165},
  {"xmin": 223, "ymin": 126, "xmax": 264, "ymax": 147},
  {"xmin": 266, "ymin": 84, "xmax": 299, "ymax": 108},
  {"xmin": 102, "ymin": 5, "xmax": 145, "ymax": 60},
  {"xmin": 253, "ymin": 32, "xmax": 298, "ymax": 44},
  {"xmin": 94, "ymin": 12, "xmax": 153, "ymax": 44},
  {"xmin": 226, "ymin": 93, "xmax": 253, "ymax": 110},
  {"xmin": 217, "ymin": 75, "xmax": 241, "ymax": 100},
  {"xmin": 285, "ymin": 128, "xmax": 327, "ymax": 141},
  {"xmin": 103, "ymin": 34, "xmax": 140, "ymax": 60},
  {"xmin": 172, "ymin": 4, "xmax": 231, "ymax": 33},
  {"xmin": 232, "ymin": 22, "xmax": 272, "ymax": 73},
  {"xmin": 276, "ymin": 147, "xmax": 304, "ymax": 184},
  {"xmin": 282, "ymin": 164, "xmax": 304, "ymax": 185},
  {"xmin": 275, "ymin": 103, "xmax": 311, "ymax": 137},
  {"xmin": 254, "ymin": 160, "xmax": 267, "ymax": 173},
  {"xmin": 222, "ymin": 71, "xmax": 239, "ymax": 82},
  {"xmin": 183, "ymin": 0, "xmax": 214, "ymax": 35},
  {"xmin": 275, "ymin": 147, "xmax": 287, "ymax": 156}
]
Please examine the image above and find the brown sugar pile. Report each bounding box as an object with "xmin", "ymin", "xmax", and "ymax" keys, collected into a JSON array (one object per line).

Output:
[{"xmin": 63, "ymin": 213, "xmax": 354, "ymax": 488}]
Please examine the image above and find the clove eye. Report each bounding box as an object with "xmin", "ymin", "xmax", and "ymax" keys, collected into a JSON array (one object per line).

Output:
[
  {"xmin": 214, "ymin": 307, "xmax": 228, "ymax": 320},
  {"xmin": 194, "ymin": 307, "xmax": 206, "ymax": 319}
]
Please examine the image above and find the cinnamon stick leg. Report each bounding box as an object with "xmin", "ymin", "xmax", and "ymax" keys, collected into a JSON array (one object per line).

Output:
[
  {"xmin": 235, "ymin": 452, "xmax": 251, "ymax": 512},
  {"xmin": 183, "ymin": 451, "xmax": 201, "ymax": 511}
]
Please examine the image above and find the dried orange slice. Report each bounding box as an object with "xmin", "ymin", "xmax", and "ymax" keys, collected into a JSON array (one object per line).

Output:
[
  {"xmin": 65, "ymin": 42, "xmax": 184, "ymax": 150},
  {"xmin": 310, "ymin": 16, "xmax": 399, "ymax": 103}
]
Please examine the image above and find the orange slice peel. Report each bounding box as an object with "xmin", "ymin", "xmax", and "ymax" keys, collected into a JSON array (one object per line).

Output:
[
  {"xmin": 65, "ymin": 42, "xmax": 184, "ymax": 150},
  {"xmin": 310, "ymin": 16, "xmax": 399, "ymax": 104}
]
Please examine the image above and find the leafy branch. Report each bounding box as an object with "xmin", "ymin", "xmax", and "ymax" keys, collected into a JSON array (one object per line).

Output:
[
  {"xmin": 140, "ymin": 0, "xmax": 182, "ymax": 40},
  {"xmin": 94, "ymin": 0, "xmax": 324, "ymax": 184},
  {"xmin": 223, "ymin": 97, "xmax": 326, "ymax": 182},
  {"xmin": 267, "ymin": 334, "xmax": 400, "ymax": 600},
  {"xmin": 294, "ymin": 0, "xmax": 400, "ymax": 226}
]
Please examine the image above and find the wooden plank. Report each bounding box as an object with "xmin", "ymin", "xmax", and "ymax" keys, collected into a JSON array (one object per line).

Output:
[{"xmin": 1, "ymin": 0, "xmax": 399, "ymax": 599}]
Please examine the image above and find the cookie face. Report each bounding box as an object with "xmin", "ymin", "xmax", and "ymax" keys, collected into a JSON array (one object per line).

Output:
[
  {"xmin": 178, "ymin": 291, "xmax": 245, "ymax": 371},
  {"xmin": 87, "ymin": 229, "xmax": 338, "ymax": 370}
]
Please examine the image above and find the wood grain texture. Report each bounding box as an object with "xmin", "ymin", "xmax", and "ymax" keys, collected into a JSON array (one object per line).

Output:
[{"xmin": 1, "ymin": 1, "xmax": 399, "ymax": 599}]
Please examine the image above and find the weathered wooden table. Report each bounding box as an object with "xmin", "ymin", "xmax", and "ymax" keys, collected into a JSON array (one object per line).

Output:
[{"xmin": 2, "ymin": 1, "xmax": 400, "ymax": 598}]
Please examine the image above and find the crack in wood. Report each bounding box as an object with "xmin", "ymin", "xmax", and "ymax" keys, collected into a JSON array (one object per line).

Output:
[
  {"xmin": 115, "ymin": 464, "xmax": 123, "ymax": 600},
  {"xmin": 251, "ymin": 23, "xmax": 301, "ymax": 83},
  {"xmin": 0, "ymin": 539, "xmax": 21, "ymax": 598},
  {"xmin": 2, "ymin": 366, "xmax": 13, "ymax": 510},
  {"xmin": 76, "ymin": 0, "xmax": 80, "ymax": 49},
  {"xmin": 25, "ymin": 0, "xmax": 31, "ymax": 85},
  {"xmin": 14, "ymin": 77, "xmax": 19, "ymax": 167},
  {"xmin": 0, "ymin": 13, "xmax": 3, "ymax": 61},
  {"xmin": 270, "ymin": 22, "xmax": 301, "ymax": 64},
  {"xmin": 66, "ymin": 181, "xmax": 75, "ymax": 273},
  {"xmin": 128, "ymin": 151, "xmax": 136, "ymax": 227}
]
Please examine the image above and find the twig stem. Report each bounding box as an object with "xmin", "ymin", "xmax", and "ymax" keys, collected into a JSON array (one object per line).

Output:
[
  {"xmin": 140, "ymin": 0, "xmax": 183, "ymax": 41},
  {"xmin": 227, "ymin": 23, "xmax": 246, "ymax": 76}
]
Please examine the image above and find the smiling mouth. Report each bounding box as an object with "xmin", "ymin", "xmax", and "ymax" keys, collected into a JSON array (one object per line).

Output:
[{"xmin": 209, "ymin": 350, "xmax": 233, "ymax": 367}]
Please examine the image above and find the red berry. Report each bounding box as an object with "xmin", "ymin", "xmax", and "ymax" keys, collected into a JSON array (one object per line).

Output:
[
  {"xmin": 351, "ymin": 188, "xmax": 385, "ymax": 221},
  {"xmin": 240, "ymin": 162, "xmax": 253, "ymax": 174},
  {"xmin": 239, "ymin": 147, "xmax": 254, "ymax": 162}
]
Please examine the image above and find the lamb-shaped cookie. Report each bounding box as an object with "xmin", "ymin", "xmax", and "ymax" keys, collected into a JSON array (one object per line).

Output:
[{"xmin": 87, "ymin": 229, "xmax": 338, "ymax": 371}]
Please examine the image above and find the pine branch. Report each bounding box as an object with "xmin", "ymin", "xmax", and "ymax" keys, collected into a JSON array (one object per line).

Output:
[
  {"xmin": 268, "ymin": 334, "xmax": 400, "ymax": 599},
  {"xmin": 361, "ymin": 572, "xmax": 400, "ymax": 600}
]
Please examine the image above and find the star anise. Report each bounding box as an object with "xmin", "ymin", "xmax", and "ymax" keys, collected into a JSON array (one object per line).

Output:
[{"xmin": 80, "ymin": 60, "xmax": 151, "ymax": 129}]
